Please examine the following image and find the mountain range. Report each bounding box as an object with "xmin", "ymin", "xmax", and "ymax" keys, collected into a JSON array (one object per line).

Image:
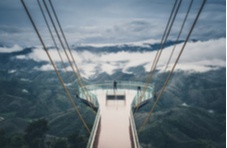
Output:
[{"xmin": 0, "ymin": 39, "xmax": 225, "ymax": 148}]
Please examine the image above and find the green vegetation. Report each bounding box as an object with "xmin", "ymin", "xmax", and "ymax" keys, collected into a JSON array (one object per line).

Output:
[
  {"xmin": 52, "ymin": 139, "xmax": 67, "ymax": 148},
  {"xmin": 136, "ymin": 106, "xmax": 225, "ymax": 148},
  {"xmin": 0, "ymin": 119, "xmax": 90, "ymax": 148},
  {"xmin": 135, "ymin": 68, "xmax": 226, "ymax": 148},
  {"xmin": 0, "ymin": 69, "xmax": 95, "ymax": 148},
  {"xmin": 24, "ymin": 119, "xmax": 49, "ymax": 148},
  {"xmin": 0, "ymin": 48, "xmax": 225, "ymax": 147}
]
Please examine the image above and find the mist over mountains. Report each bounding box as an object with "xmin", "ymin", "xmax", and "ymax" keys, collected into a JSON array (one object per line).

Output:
[
  {"xmin": 1, "ymin": 38, "xmax": 225, "ymax": 79},
  {"xmin": 0, "ymin": 38, "xmax": 225, "ymax": 148},
  {"xmin": 135, "ymin": 68, "xmax": 225, "ymax": 148},
  {"xmin": 0, "ymin": 0, "xmax": 225, "ymax": 147}
]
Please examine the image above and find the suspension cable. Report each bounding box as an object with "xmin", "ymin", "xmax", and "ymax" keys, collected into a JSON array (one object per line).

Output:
[
  {"xmin": 37, "ymin": 0, "xmax": 70, "ymax": 79},
  {"xmin": 21, "ymin": 0, "xmax": 90, "ymax": 133},
  {"xmin": 42, "ymin": 0, "xmax": 91, "ymax": 104},
  {"xmin": 48, "ymin": 0, "xmax": 93, "ymax": 103},
  {"xmin": 138, "ymin": 0, "xmax": 207, "ymax": 133},
  {"xmin": 37, "ymin": 0, "xmax": 81, "ymax": 97},
  {"xmin": 155, "ymin": 0, "xmax": 194, "ymax": 92},
  {"xmin": 150, "ymin": 0, "xmax": 182, "ymax": 74},
  {"xmin": 135, "ymin": 0, "xmax": 179, "ymax": 111},
  {"xmin": 135, "ymin": 0, "xmax": 181, "ymax": 111}
]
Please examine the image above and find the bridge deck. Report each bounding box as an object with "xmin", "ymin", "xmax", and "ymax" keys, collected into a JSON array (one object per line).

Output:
[{"xmin": 91, "ymin": 89, "xmax": 136, "ymax": 148}]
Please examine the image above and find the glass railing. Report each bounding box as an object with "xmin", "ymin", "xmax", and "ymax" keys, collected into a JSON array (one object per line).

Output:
[
  {"xmin": 82, "ymin": 81, "xmax": 154, "ymax": 91},
  {"xmin": 79, "ymin": 89, "xmax": 99, "ymax": 108},
  {"xmin": 131, "ymin": 89, "xmax": 153, "ymax": 108},
  {"xmin": 79, "ymin": 81, "xmax": 154, "ymax": 109}
]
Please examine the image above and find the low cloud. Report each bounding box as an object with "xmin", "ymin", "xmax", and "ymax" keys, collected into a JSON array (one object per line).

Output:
[
  {"xmin": 0, "ymin": 44, "xmax": 23, "ymax": 53},
  {"xmin": 155, "ymin": 38, "xmax": 226, "ymax": 71},
  {"xmin": 14, "ymin": 38, "xmax": 225, "ymax": 78},
  {"xmin": 34, "ymin": 64, "xmax": 54, "ymax": 71}
]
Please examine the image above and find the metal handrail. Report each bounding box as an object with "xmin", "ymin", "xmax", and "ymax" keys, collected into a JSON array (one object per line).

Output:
[
  {"xmin": 86, "ymin": 109, "xmax": 101, "ymax": 148},
  {"xmin": 130, "ymin": 110, "xmax": 140, "ymax": 148}
]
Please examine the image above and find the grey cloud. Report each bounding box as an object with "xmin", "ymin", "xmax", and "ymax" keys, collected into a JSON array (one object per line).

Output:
[
  {"xmin": 0, "ymin": 26, "xmax": 31, "ymax": 34},
  {"xmin": 60, "ymin": 19, "xmax": 158, "ymax": 44},
  {"xmin": 0, "ymin": 0, "xmax": 225, "ymax": 46}
]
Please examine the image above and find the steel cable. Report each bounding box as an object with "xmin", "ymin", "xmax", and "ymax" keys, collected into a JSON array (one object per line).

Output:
[
  {"xmin": 42, "ymin": 0, "xmax": 92, "ymax": 105},
  {"xmin": 135, "ymin": 0, "xmax": 182, "ymax": 111},
  {"xmin": 155, "ymin": 0, "xmax": 194, "ymax": 91},
  {"xmin": 139, "ymin": 0, "xmax": 207, "ymax": 133},
  {"xmin": 21, "ymin": 0, "xmax": 90, "ymax": 133},
  {"xmin": 48, "ymin": 0, "xmax": 93, "ymax": 104}
]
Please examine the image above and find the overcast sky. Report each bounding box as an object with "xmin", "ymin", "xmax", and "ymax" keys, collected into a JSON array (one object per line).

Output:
[{"xmin": 0, "ymin": 0, "xmax": 225, "ymax": 46}]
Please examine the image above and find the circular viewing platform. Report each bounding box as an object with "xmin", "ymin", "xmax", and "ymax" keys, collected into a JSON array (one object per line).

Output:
[{"xmin": 81, "ymin": 81, "xmax": 155, "ymax": 148}]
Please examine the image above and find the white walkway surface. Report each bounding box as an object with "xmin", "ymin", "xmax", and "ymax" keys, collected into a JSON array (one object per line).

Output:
[{"xmin": 91, "ymin": 89, "xmax": 137, "ymax": 148}]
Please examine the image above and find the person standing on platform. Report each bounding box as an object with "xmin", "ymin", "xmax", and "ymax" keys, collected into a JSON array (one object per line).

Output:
[{"xmin": 113, "ymin": 81, "xmax": 117, "ymax": 91}]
